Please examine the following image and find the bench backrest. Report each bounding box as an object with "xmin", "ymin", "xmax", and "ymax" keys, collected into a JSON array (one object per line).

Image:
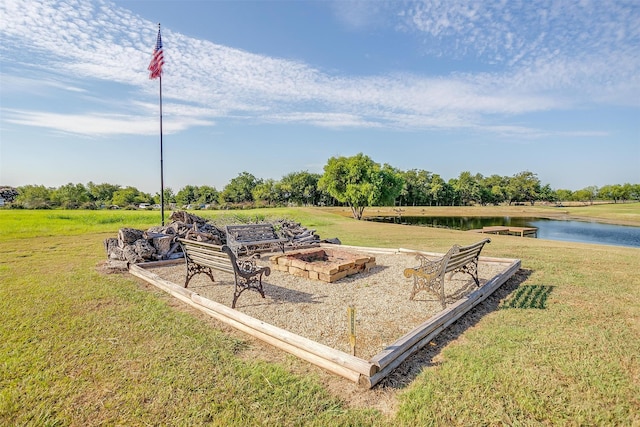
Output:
[
  {"xmin": 444, "ymin": 238, "xmax": 490, "ymax": 273},
  {"xmin": 226, "ymin": 224, "xmax": 281, "ymax": 243},
  {"xmin": 178, "ymin": 238, "xmax": 235, "ymax": 275}
]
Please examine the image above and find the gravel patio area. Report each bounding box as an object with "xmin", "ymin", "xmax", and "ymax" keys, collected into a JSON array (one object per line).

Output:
[{"xmin": 148, "ymin": 246, "xmax": 513, "ymax": 360}]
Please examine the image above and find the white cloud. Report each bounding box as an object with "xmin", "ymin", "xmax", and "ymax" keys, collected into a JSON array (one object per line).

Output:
[
  {"xmin": 2, "ymin": 109, "xmax": 212, "ymax": 136},
  {"xmin": 0, "ymin": 75, "xmax": 87, "ymax": 94},
  {"xmin": 0, "ymin": 0, "xmax": 638, "ymax": 138},
  {"xmin": 330, "ymin": 0, "xmax": 387, "ymax": 31},
  {"xmin": 264, "ymin": 112, "xmax": 385, "ymax": 129},
  {"xmin": 401, "ymin": 0, "xmax": 640, "ymax": 65}
]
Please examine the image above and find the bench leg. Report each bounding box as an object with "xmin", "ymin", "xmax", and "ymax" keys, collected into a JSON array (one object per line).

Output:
[
  {"xmin": 185, "ymin": 262, "xmax": 216, "ymax": 288},
  {"xmin": 416, "ymin": 274, "xmax": 445, "ymax": 309},
  {"xmin": 405, "ymin": 269, "xmax": 447, "ymax": 309},
  {"xmin": 448, "ymin": 259, "xmax": 481, "ymax": 287},
  {"xmin": 231, "ymin": 272, "xmax": 266, "ymax": 309}
]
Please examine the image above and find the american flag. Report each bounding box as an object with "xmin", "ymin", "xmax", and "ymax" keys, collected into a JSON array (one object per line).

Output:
[{"xmin": 148, "ymin": 27, "xmax": 164, "ymax": 79}]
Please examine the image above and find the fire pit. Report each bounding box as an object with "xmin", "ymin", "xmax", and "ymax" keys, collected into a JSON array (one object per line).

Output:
[{"xmin": 270, "ymin": 248, "xmax": 376, "ymax": 283}]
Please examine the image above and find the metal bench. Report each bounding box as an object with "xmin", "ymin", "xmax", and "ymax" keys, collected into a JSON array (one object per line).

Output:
[
  {"xmin": 225, "ymin": 223, "xmax": 288, "ymax": 256},
  {"xmin": 178, "ymin": 238, "xmax": 270, "ymax": 308},
  {"xmin": 403, "ymin": 238, "xmax": 491, "ymax": 308}
]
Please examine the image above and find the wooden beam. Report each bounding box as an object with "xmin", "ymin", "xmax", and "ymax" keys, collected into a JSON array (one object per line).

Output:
[
  {"xmin": 365, "ymin": 258, "xmax": 520, "ymax": 388},
  {"xmin": 191, "ymin": 293, "xmax": 377, "ymax": 377},
  {"xmin": 131, "ymin": 247, "xmax": 520, "ymax": 389},
  {"xmin": 192, "ymin": 297, "xmax": 364, "ymax": 383},
  {"xmin": 129, "ymin": 264, "xmax": 194, "ymax": 301},
  {"xmin": 130, "ymin": 263, "xmax": 376, "ymax": 383},
  {"xmin": 136, "ymin": 258, "xmax": 184, "ymax": 268}
]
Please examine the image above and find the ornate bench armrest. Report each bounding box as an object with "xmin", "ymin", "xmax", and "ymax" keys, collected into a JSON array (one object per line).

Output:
[
  {"xmin": 418, "ymin": 253, "xmax": 443, "ymax": 272},
  {"xmin": 402, "ymin": 247, "xmax": 458, "ymax": 308},
  {"xmin": 403, "ymin": 253, "xmax": 445, "ymax": 278},
  {"xmin": 236, "ymin": 254, "xmax": 262, "ymax": 274}
]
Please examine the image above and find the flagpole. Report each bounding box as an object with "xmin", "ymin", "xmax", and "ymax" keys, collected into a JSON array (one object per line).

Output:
[
  {"xmin": 159, "ymin": 72, "xmax": 164, "ymax": 226},
  {"xmin": 148, "ymin": 22, "xmax": 165, "ymax": 226},
  {"xmin": 149, "ymin": 23, "xmax": 165, "ymax": 225}
]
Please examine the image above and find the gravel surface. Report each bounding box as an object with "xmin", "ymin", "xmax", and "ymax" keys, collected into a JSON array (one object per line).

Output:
[{"xmin": 149, "ymin": 246, "xmax": 512, "ymax": 361}]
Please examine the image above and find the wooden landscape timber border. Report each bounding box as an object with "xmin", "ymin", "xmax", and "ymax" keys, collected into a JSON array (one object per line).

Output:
[{"xmin": 129, "ymin": 244, "xmax": 520, "ymax": 388}]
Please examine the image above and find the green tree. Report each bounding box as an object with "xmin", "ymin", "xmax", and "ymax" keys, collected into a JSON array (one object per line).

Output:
[
  {"xmin": 555, "ymin": 189, "xmax": 573, "ymax": 202},
  {"xmin": 14, "ymin": 185, "xmax": 53, "ymax": 209},
  {"xmin": 318, "ymin": 153, "xmax": 404, "ymax": 220},
  {"xmin": 112, "ymin": 186, "xmax": 149, "ymax": 207},
  {"xmin": 481, "ymin": 174, "xmax": 508, "ymax": 205},
  {"xmin": 154, "ymin": 188, "xmax": 175, "ymax": 207},
  {"xmin": 625, "ymin": 183, "xmax": 640, "ymax": 201},
  {"xmin": 279, "ymin": 171, "xmax": 321, "ymax": 206},
  {"xmin": 573, "ymin": 188, "xmax": 591, "ymax": 203},
  {"xmin": 599, "ymin": 184, "xmax": 628, "ymax": 203},
  {"xmin": 506, "ymin": 171, "xmax": 542, "ymax": 205},
  {"xmin": 87, "ymin": 182, "xmax": 121, "ymax": 207},
  {"xmin": 447, "ymin": 178, "xmax": 460, "ymax": 206},
  {"xmin": 220, "ymin": 172, "xmax": 260, "ymax": 204},
  {"xmin": 176, "ymin": 185, "xmax": 200, "ymax": 207},
  {"xmin": 252, "ymin": 179, "xmax": 279, "ymax": 206},
  {"xmin": 400, "ymin": 169, "xmax": 432, "ymax": 206},
  {"xmin": 429, "ymin": 174, "xmax": 449, "ymax": 206},
  {"xmin": 574, "ymin": 186, "xmax": 598, "ymax": 204},
  {"xmin": 452, "ymin": 171, "xmax": 481, "ymax": 206},
  {"xmin": 538, "ymin": 184, "xmax": 557, "ymax": 203},
  {"xmin": 196, "ymin": 185, "xmax": 219, "ymax": 205},
  {"xmin": 51, "ymin": 183, "xmax": 91, "ymax": 209}
]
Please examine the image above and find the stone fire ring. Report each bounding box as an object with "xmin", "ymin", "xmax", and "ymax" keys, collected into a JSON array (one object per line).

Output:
[{"xmin": 269, "ymin": 248, "xmax": 376, "ymax": 283}]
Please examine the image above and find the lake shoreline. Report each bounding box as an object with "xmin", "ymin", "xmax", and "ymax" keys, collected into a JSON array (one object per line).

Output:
[{"xmin": 317, "ymin": 203, "xmax": 640, "ymax": 228}]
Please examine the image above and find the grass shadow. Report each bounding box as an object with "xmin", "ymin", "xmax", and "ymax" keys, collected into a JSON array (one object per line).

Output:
[
  {"xmin": 376, "ymin": 268, "xmax": 533, "ymax": 389},
  {"xmin": 500, "ymin": 284, "xmax": 554, "ymax": 309}
]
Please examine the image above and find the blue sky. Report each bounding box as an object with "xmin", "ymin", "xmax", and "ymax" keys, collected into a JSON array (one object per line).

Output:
[{"xmin": 1, "ymin": 0, "xmax": 638, "ymax": 194}]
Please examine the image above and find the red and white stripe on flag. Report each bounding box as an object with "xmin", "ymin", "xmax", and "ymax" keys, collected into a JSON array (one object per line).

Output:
[{"xmin": 148, "ymin": 28, "xmax": 164, "ymax": 79}]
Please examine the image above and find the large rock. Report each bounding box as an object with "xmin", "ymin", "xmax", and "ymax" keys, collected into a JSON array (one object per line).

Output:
[
  {"xmin": 104, "ymin": 237, "xmax": 124, "ymax": 260},
  {"xmin": 134, "ymin": 239, "xmax": 156, "ymax": 260},
  {"xmin": 152, "ymin": 235, "xmax": 174, "ymax": 257},
  {"xmin": 122, "ymin": 245, "xmax": 143, "ymax": 263},
  {"xmin": 118, "ymin": 228, "xmax": 144, "ymax": 246}
]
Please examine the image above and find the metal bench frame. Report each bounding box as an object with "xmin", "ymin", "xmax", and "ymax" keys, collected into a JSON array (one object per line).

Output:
[
  {"xmin": 225, "ymin": 223, "xmax": 288, "ymax": 256},
  {"xmin": 403, "ymin": 238, "xmax": 491, "ymax": 308},
  {"xmin": 178, "ymin": 238, "xmax": 270, "ymax": 308}
]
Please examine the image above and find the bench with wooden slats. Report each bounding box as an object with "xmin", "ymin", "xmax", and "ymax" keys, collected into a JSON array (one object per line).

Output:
[
  {"xmin": 403, "ymin": 238, "xmax": 491, "ymax": 308},
  {"xmin": 225, "ymin": 223, "xmax": 288, "ymax": 256},
  {"xmin": 178, "ymin": 238, "xmax": 270, "ymax": 308}
]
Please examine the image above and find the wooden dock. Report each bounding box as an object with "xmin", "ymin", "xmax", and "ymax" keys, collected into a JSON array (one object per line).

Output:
[{"xmin": 470, "ymin": 226, "xmax": 537, "ymax": 238}]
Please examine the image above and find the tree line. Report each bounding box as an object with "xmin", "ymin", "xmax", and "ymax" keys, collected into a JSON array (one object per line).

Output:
[{"xmin": 2, "ymin": 153, "xmax": 638, "ymax": 216}]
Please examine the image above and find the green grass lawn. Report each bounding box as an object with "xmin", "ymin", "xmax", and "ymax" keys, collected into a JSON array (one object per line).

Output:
[{"xmin": 1, "ymin": 206, "xmax": 639, "ymax": 426}]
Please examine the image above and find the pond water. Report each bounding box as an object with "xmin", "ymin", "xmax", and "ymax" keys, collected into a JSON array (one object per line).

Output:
[{"xmin": 365, "ymin": 216, "xmax": 640, "ymax": 248}]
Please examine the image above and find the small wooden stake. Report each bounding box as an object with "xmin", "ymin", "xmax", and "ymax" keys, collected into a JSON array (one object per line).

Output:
[{"xmin": 347, "ymin": 306, "xmax": 356, "ymax": 356}]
